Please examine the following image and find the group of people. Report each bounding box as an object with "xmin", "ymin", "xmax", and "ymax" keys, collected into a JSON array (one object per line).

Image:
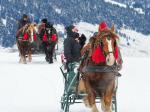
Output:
[
  {"xmin": 16, "ymin": 14, "xmax": 122, "ymax": 69},
  {"xmin": 64, "ymin": 25, "xmax": 86, "ymax": 67},
  {"xmin": 16, "ymin": 14, "xmax": 58, "ymax": 64},
  {"xmin": 16, "ymin": 14, "xmax": 87, "ymax": 64}
]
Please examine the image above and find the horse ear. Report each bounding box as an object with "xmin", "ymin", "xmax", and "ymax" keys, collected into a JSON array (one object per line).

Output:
[{"xmin": 111, "ymin": 24, "xmax": 115, "ymax": 32}]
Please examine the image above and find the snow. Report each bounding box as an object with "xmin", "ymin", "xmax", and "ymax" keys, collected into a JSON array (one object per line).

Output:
[
  {"xmin": 24, "ymin": 0, "xmax": 27, "ymax": 7},
  {"xmin": 76, "ymin": 22, "xmax": 98, "ymax": 38},
  {"xmin": 129, "ymin": 4, "xmax": 145, "ymax": 15},
  {"xmin": 133, "ymin": 8, "xmax": 145, "ymax": 15},
  {"xmin": 0, "ymin": 51, "xmax": 63, "ymax": 112},
  {"xmin": 119, "ymin": 28, "xmax": 150, "ymax": 57},
  {"xmin": 54, "ymin": 24, "xmax": 65, "ymax": 34},
  {"xmin": 55, "ymin": 8, "xmax": 62, "ymax": 14},
  {"xmin": 1, "ymin": 18, "xmax": 7, "ymax": 26},
  {"xmin": 56, "ymin": 22, "xmax": 150, "ymax": 57},
  {"xmin": 0, "ymin": 21, "xmax": 150, "ymax": 111},
  {"xmin": 104, "ymin": 0, "xmax": 127, "ymax": 8},
  {"xmin": 52, "ymin": 5, "xmax": 62, "ymax": 14},
  {"xmin": 118, "ymin": 57, "xmax": 150, "ymax": 112},
  {"xmin": 0, "ymin": 48, "xmax": 150, "ymax": 112}
]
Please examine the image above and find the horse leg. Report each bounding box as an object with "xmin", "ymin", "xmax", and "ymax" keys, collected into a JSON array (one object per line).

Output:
[
  {"xmin": 19, "ymin": 55, "xmax": 23, "ymax": 63},
  {"xmin": 92, "ymin": 104, "xmax": 99, "ymax": 112},
  {"xmin": 83, "ymin": 77, "xmax": 99, "ymax": 112},
  {"xmin": 19, "ymin": 50, "xmax": 25, "ymax": 64},
  {"xmin": 17, "ymin": 41, "xmax": 22, "ymax": 63},
  {"xmin": 100, "ymin": 96, "xmax": 106, "ymax": 112},
  {"xmin": 83, "ymin": 95, "xmax": 99, "ymax": 112},
  {"xmin": 23, "ymin": 46, "xmax": 27, "ymax": 64},
  {"xmin": 19, "ymin": 50, "xmax": 24, "ymax": 63},
  {"xmin": 103, "ymin": 94, "xmax": 113, "ymax": 112},
  {"xmin": 23, "ymin": 55, "xmax": 27, "ymax": 64},
  {"xmin": 28, "ymin": 47, "xmax": 32, "ymax": 62},
  {"xmin": 103, "ymin": 84, "xmax": 115, "ymax": 112},
  {"xmin": 48, "ymin": 44, "xmax": 55, "ymax": 63}
]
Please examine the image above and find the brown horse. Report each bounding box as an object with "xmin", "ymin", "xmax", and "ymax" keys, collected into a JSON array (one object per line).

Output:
[
  {"xmin": 79, "ymin": 27, "xmax": 121, "ymax": 112},
  {"xmin": 17, "ymin": 23, "xmax": 37, "ymax": 64}
]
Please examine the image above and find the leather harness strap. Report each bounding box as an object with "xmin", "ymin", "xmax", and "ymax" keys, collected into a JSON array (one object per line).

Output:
[{"xmin": 82, "ymin": 65, "xmax": 119, "ymax": 73}]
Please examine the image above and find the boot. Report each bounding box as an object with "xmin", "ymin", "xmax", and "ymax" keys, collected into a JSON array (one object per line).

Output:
[
  {"xmin": 49, "ymin": 58, "xmax": 53, "ymax": 64},
  {"xmin": 45, "ymin": 56, "xmax": 49, "ymax": 62}
]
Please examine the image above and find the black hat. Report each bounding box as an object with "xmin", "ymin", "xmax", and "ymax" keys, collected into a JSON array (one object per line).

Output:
[
  {"xmin": 46, "ymin": 22, "xmax": 53, "ymax": 28},
  {"xmin": 41, "ymin": 18, "xmax": 47, "ymax": 23},
  {"xmin": 65, "ymin": 25, "xmax": 75, "ymax": 32},
  {"xmin": 22, "ymin": 14, "xmax": 28, "ymax": 18},
  {"xmin": 69, "ymin": 25, "xmax": 75, "ymax": 30}
]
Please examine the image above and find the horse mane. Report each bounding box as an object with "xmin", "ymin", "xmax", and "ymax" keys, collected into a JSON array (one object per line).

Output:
[
  {"xmin": 18, "ymin": 23, "xmax": 36, "ymax": 34},
  {"xmin": 93, "ymin": 26, "xmax": 118, "ymax": 49},
  {"xmin": 80, "ymin": 25, "xmax": 119, "ymax": 68},
  {"xmin": 18, "ymin": 23, "xmax": 30, "ymax": 34}
]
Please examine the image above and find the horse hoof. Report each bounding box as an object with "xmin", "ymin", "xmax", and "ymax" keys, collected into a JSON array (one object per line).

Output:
[
  {"xmin": 23, "ymin": 61, "xmax": 27, "ymax": 64},
  {"xmin": 83, "ymin": 97, "xmax": 91, "ymax": 108}
]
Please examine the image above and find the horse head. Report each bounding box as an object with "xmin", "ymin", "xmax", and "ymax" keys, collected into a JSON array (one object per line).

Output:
[
  {"xmin": 93, "ymin": 26, "xmax": 118, "ymax": 66},
  {"xmin": 26, "ymin": 23, "xmax": 38, "ymax": 43}
]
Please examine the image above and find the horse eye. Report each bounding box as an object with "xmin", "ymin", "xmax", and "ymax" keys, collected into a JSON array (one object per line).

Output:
[
  {"xmin": 107, "ymin": 36, "xmax": 111, "ymax": 40},
  {"xmin": 100, "ymin": 41, "xmax": 103, "ymax": 46},
  {"xmin": 114, "ymin": 40, "xmax": 117, "ymax": 47}
]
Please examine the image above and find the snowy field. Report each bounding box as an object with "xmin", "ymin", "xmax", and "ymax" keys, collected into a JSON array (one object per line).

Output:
[{"xmin": 0, "ymin": 50, "xmax": 150, "ymax": 112}]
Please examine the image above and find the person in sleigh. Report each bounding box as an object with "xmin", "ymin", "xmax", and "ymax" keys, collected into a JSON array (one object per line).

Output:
[
  {"xmin": 16, "ymin": 14, "xmax": 31, "ymax": 39},
  {"xmin": 64, "ymin": 25, "xmax": 81, "ymax": 71}
]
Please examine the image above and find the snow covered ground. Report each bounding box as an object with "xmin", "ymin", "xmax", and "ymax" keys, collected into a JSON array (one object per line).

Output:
[
  {"xmin": 0, "ymin": 50, "xmax": 150, "ymax": 112},
  {"xmin": 0, "ymin": 21, "xmax": 150, "ymax": 112}
]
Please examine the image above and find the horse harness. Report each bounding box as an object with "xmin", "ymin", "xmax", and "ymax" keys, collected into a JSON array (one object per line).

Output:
[{"xmin": 82, "ymin": 65, "xmax": 120, "ymax": 73}]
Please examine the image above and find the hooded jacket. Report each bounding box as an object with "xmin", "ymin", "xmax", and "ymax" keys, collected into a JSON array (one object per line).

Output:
[
  {"xmin": 64, "ymin": 25, "xmax": 81, "ymax": 63},
  {"xmin": 18, "ymin": 18, "xmax": 31, "ymax": 30}
]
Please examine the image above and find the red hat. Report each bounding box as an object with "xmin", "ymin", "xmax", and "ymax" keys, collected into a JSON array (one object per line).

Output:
[{"xmin": 99, "ymin": 21, "xmax": 108, "ymax": 32}]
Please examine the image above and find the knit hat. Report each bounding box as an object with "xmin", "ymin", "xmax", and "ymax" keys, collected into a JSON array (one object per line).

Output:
[
  {"xmin": 41, "ymin": 18, "xmax": 47, "ymax": 24},
  {"xmin": 68, "ymin": 25, "xmax": 75, "ymax": 30},
  {"xmin": 22, "ymin": 14, "xmax": 28, "ymax": 19},
  {"xmin": 65, "ymin": 25, "xmax": 75, "ymax": 32},
  {"xmin": 98, "ymin": 21, "xmax": 108, "ymax": 32}
]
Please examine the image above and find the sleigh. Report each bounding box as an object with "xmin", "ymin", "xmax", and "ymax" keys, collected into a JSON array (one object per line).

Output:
[{"xmin": 60, "ymin": 62, "xmax": 119, "ymax": 112}]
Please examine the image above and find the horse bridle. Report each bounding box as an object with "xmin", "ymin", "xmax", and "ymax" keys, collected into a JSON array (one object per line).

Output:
[
  {"xmin": 26, "ymin": 24, "xmax": 35, "ymax": 42},
  {"xmin": 99, "ymin": 35, "xmax": 116, "ymax": 56}
]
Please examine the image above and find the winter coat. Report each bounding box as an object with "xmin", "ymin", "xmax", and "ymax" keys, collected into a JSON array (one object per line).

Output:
[{"xmin": 64, "ymin": 29, "xmax": 81, "ymax": 63}]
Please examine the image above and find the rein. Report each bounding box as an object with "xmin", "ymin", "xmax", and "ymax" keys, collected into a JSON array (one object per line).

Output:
[{"xmin": 82, "ymin": 65, "xmax": 119, "ymax": 73}]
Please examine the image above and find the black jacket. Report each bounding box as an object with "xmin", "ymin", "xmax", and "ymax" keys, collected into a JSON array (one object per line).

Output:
[{"xmin": 64, "ymin": 28, "xmax": 81, "ymax": 63}]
